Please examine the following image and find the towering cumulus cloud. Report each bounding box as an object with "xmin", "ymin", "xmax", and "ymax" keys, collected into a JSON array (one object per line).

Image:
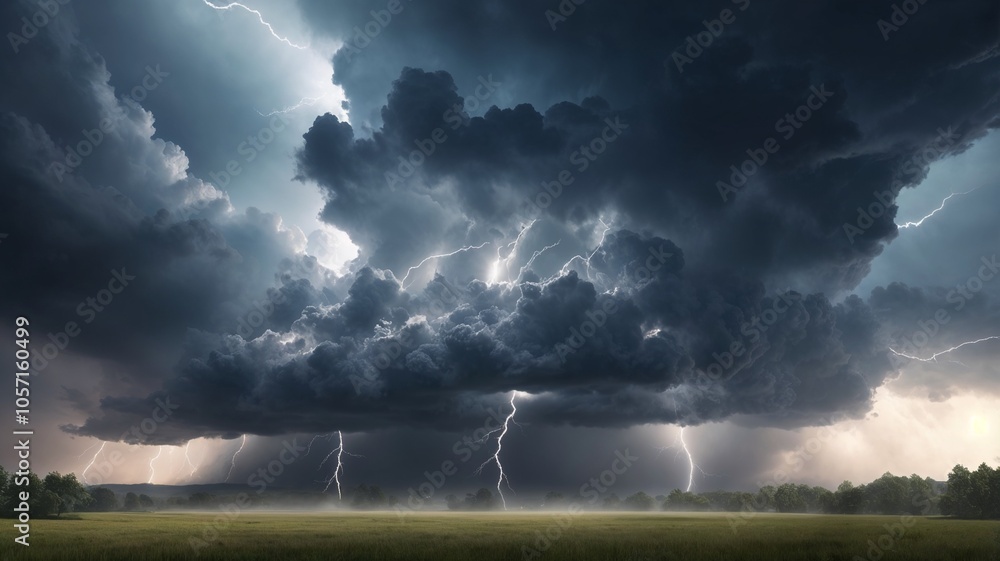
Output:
[{"xmin": 1, "ymin": 0, "xmax": 998, "ymax": 457}]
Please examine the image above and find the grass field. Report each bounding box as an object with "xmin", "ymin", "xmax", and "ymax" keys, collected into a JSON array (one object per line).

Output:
[{"xmin": 2, "ymin": 511, "xmax": 998, "ymax": 560}]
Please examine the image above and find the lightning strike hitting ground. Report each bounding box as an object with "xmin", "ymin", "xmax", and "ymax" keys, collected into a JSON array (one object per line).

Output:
[
  {"xmin": 897, "ymin": 187, "xmax": 981, "ymax": 229},
  {"xmin": 657, "ymin": 425, "xmax": 709, "ymax": 493},
  {"xmin": 474, "ymin": 392, "xmax": 519, "ymax": 510},
  {"xmin": 148, "ymin": 446, "xmax": 164, "ymax": 484},
  {"xmin": 256, "ymin": 94, "xmax": 328, "ymax": 117},
  {"xmin": 319, "ymin": 431, "xmax": 361, "ymax": 500},
  {"xmin": 678, "ymin": 428, "xmax": 697, "ymax": 493},
  {"xmin": 399, "ymin": 242, "xmax": 490, "ymax": 289},
  {"xmin": 81, "ymin": 442, "xmax": 106, "ymax": 484},
  {"xmin": 889, "ymin": 336, "xmax": 1000, "ymax": 362},
  {"xmin": 201, "ymin": 1, "xmax": 309, "ymax": 49},
  {"xmin": 225, "ymin": 434, "xmax": 248, "ymax": 482}
]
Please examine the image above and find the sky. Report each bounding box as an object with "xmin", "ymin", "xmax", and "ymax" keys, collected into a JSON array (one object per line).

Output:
[{"xmin": 1, "ymin": 0, "xmax": 999, "ymax": 503}]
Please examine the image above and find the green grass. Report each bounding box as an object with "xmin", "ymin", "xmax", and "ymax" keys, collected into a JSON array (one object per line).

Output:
[{"xmin": 2, "ymin": 511, "xmax": 998, "ymax": 560}]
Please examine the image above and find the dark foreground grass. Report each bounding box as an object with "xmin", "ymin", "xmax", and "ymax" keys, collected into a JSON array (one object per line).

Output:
[{"xmin": 2, "ymin": 511, "xmax": 998, "ymax": 561}]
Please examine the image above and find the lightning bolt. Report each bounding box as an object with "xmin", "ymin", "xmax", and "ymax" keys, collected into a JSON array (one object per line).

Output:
[
  {"xmin": 897, "ymin": 187, "xmax": 981, "ymax": 229},
  {"xmin": 319, "ymin": 431, "xmax": 361, "ymax": 500},
  {"xmin": 184, "ymin": 442, "xmax": 198, "ymax": 477},
  {"xmin": 306, "ymin": 433, "xmax": 332, "ymax": 456},
  {"xmin": 556, "ymin": 218, "xmax": 611, "ymax": 281},
  {"xmin": 201, "ymin": 1, "xmax": 309, "ymax": 49},
  {"xmin": 81, "ymin": 442, "xmax": 107, "ymax": 484},
  {"xmin": 474, "ymin": 392, "xmax": 519, "ymax": 510},
  {"xmin": 399, "ymin": 242, "xmax": 490, "ymax": 289},
  {"xmin": 889, "ymin": 336, "xmax": 1000, "ymax": 362},
  {"xmin": 490, "ymin": 220, "xmax": 537, "ymax": 285},
  {"xmin": 256, "ymin": 93, "xmax": 328, "ymax": 117},
  {"xmin": 517, "ymin": 240, "xmax": 561, "ymax": 280},
  {"xmin": 657, "ymin": 425, "xmax": 708, "ymax": 493},
  {"xmin": 225, "ymin": 434, "xmax": 248, "ymax": 482},
  {"xmin": 148, "ymin": 446, "xmax": 164, "ymax": 484},
  {"xmin": 678, "ymin": 428, "xmax": 697, "ymax": 493}
]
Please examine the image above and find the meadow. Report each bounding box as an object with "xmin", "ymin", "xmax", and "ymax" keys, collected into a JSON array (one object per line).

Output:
[{"xmin": 2, "ymin": 511, "xmax": 998, "ymax": 561}]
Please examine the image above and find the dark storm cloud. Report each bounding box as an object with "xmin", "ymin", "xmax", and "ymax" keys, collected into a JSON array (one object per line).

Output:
[
  {"xmin": 2, "ymin": 0, "xmax": 999, "ymax": 452},
  {"xmin": 68, "ymin": 227, "xmax": 890, "ymax": 443},
  {"xmin": 0, "ymin": 1, "xmax": 329, "ymax": 421}
]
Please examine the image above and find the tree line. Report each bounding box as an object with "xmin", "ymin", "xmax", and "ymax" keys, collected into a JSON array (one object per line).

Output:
[{"xmin": 1, "ymin": 463, "xmax": 996, "ymax": 519}]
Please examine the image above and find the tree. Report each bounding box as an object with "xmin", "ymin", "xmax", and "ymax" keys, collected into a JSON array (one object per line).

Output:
[
  {"xmin": 42, "ymin": 473, "xmax": 90, "ymax": 516},
  {"xmin": 663, "ymin": 489, "xmax": 710, "ymax": 511},
  {"xmin": 601, "ymin": 493, "xmax": 622, "ymax": 510},
  {"xmin": 833, "ymin": 481, "xmax": 864, "ymax": 514},
  {"xmin": 774, "ymin": 484, "xmax": 806, "ymax": 513},
  {"xmin": 624, "ymin": 492, "xmax": 654, "ymax": 511},
  {"xmin": 89, "ymin": 487, "xmax": 118, "ymax": 512},
  {"xmin": 941, "ymin": 464, "xmax": 1000, "ymax": 519},
  {"xmin": 138, "ymin": 494, "xmax": 155, "ymax": 510},
  {"xmin": 445, "ymin": 494, "xmax": 461, "ymax": 511},
  {"xmin": 123, "ymin": 492, "xmax": 140, "ymax": 511},
  {"xmin": 543, "ymin": 491, "xmax": 565, "ymax": 508},
  {"xmin": 188, "ymin": 492, "xmax": 216, "ymax": 508}
]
